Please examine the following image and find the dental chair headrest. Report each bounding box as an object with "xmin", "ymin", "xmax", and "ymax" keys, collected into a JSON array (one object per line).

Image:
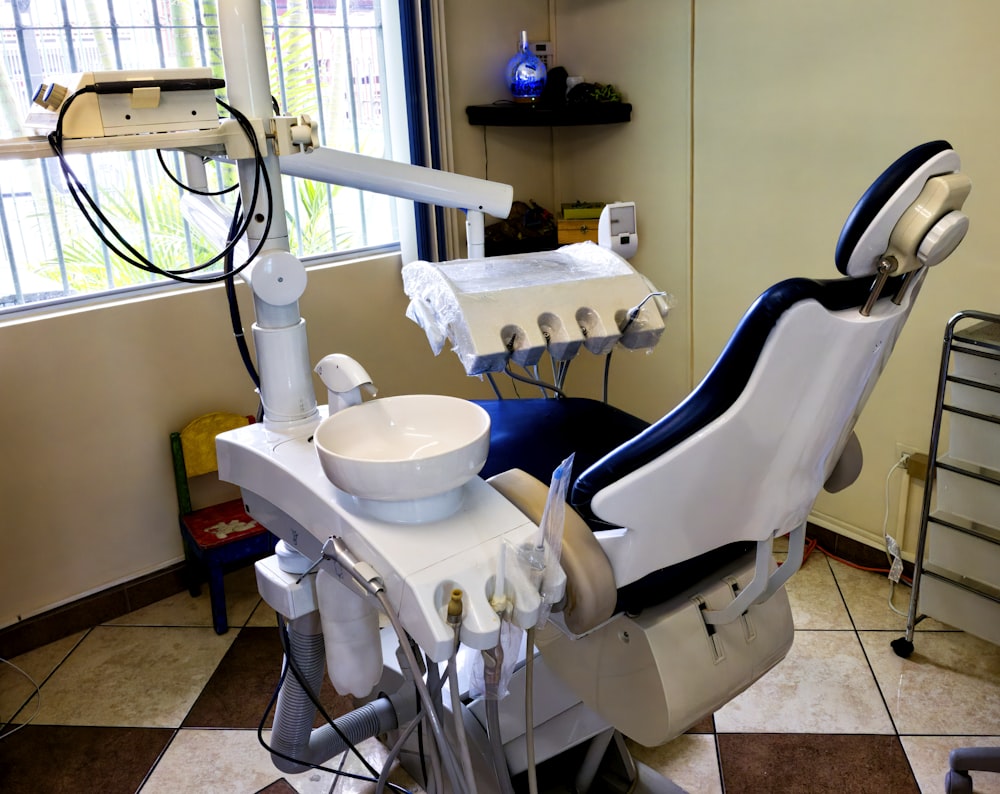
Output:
[{"xmin": 835, "ymin": 139, "xmax": 971, "ymax": 278}]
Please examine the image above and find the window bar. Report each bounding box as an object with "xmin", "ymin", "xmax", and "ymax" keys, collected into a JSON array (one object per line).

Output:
[
  {"xmin": 191, "ymin": 3, "xmax": 228, "ymax": 195},
  {"xmin": 60, "ymin": 0, "xmax": 116, "ymax": 290},
  {"xmin": 0, "ymin": 186, "xmax": 24, "ymax": 305},
  {"xmin": 151, "ymin": 0, "xmax": 197, "ymax": 266},
  {"xmin": 372, "ymin": 2, "xmax": 399, "ymax": 241},
  {"xmin": 305, "ymin": 0, "xmax": 337, "ymax": 252},
  {"xmin": 267, "ymin": 0, "xmax": 303, "ymax": 248},
  {"xmin": 103, "ymin": 0, "xmax": 156, "ymax": 281},
  {"xmin": 339, "ymin": 0, "xmax": 368, "ymax": 246},
  {"xmin": 11, "ymin": 3, "xmax": 69, "ymax": 294}
]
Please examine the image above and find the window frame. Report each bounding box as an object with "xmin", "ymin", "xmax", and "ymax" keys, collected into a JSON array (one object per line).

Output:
[{"xmin": 0, "ymin": 0, "xmax": 413, "ymax": 317}]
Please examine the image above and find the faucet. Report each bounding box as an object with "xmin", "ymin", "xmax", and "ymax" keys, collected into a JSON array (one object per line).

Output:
[{"xmin": 314, "ymin": 354, "xmax": 377, "ymax": 415}]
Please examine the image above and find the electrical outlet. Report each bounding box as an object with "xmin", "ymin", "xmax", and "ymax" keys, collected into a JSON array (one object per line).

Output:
[
  {"xmin": 895, "ymin": 442, "xmax": 921, "ymax": 465},
  {"xmin": 895, "ymin": 442, "xmax": 930, "ymax": 480},
  {"xmin": 531, "ymin": 41, "xmax": 555, "ymax": 69}
]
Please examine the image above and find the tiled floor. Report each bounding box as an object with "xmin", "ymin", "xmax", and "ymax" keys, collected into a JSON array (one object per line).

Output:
[{"xmin": 1, "ymin": 550, "xmax": 999, "ymax": 793}]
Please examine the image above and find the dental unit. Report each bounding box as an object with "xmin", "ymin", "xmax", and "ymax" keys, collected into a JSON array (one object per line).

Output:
[{"xmin": 0, "ymin": 1, "xmax": 974, "ymax": 790}]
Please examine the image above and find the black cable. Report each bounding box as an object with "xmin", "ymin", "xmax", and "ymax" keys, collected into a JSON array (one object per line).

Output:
[
  {"xmin": 269, "ymin": 615, "xmax": 411, "ymax": 794},
  {"xmin": 256, "ymin": 649, "xmax": 411, "ymax": 792},
  {"xmin": 222, "ymin": 194, "xmax": 260, "ymax": 388},
  {"xmin": 504, "ymin": 362, "xmax": 566, "ymax": 399},
  {"xmin": 155, "ymin": 149, "xmax": 239, "ymax": 196},
  {"xmin": 46, "ymin": 87, "xmax": 272, "ymax": 284}
]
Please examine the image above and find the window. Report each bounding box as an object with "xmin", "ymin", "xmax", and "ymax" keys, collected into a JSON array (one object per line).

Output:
[{"xmin": 0, "ymin": 0, "xmax": 401, "ymax": 310}]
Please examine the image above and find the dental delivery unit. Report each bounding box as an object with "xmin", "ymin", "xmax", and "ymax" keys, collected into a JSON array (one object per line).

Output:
[{"xmin": 0, "ymin": 1, "xmax": 973, "ymax": 790}]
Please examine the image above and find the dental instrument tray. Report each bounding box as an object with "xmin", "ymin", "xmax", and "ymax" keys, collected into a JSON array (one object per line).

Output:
[{"xmin": 402, "ymin": 242, "xmax": 670, "ymax": 375}]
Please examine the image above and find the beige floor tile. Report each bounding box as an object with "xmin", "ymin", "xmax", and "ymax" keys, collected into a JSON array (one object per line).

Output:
[
  {"xmin": 627, "ymin": 733, "xmax": 722, "ymax": 794},
  {"xmin": 33, "ymin": 625, "xmax": 235, "ymax": 728},
  {"xmin": 247, "ymin": 598, "xmax": 281, "ymax": 628},
  {"xmin": 783, "ymin": 552, "xmax": 853, "ymax": 629},
  {"xmin": 714, "ymin": 629, "xmax": 895, "ymax": 734},
  {"xmin": 141, "ymin": 731, "xmax": 422, "ymax": 794},
  {"xmin": 860, "ymin": 630, "xmax": 1000, "ymax": 735},
  {"xmin": 829, "ymin": 558, "xmax": 952, "ymax": 632},
  {"xmin": 109, "ymin": 566, "xmax": 261, "ymax": 629},
  {"xmin": 901, "ymin": 735, "xmax": 1000, "ymax": 794},
  {"xmin": 0, "ymin": 631, "xmax": 86, "ymax": 724},
  {"xmin": 140, "ymin": 728, "xmax": 338, "ymax": 793}
]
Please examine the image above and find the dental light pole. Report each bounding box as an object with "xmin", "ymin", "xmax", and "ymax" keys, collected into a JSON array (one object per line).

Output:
[{"xmin": 216, "ymin": 0, "xmax": 511, "ymax": 429}]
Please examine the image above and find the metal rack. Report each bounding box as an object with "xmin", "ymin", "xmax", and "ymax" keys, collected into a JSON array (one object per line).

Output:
[{"xmin": 892, "ymin": 310, "xmax": 1000, "ymax": 658}]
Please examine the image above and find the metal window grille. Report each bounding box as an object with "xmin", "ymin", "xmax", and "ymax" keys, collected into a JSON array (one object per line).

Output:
[{"xmin": 0, "ymin": 0, "xmax": 396, "ymax": 310}]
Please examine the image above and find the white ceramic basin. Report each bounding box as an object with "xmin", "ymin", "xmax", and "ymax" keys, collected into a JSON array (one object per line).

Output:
[{"xmin": 315, "ymin": 394, "xmax": 491, "ymax": 520}]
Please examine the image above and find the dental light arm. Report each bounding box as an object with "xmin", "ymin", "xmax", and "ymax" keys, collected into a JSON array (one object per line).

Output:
[{"xmin": 279, "ymin": 147, "xmax": 512, "ymax": 260}]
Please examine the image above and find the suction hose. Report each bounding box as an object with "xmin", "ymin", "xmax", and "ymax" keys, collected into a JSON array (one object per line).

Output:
[
  {"xmin": 270, "ymin": 614, "xmax": 324, "ymax": 774},
  {"xmin": 269, "ymin": 613, "xmax": 403, "ymax": 774}
]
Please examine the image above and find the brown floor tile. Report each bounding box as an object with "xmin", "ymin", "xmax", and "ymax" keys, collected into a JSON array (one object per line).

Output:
[
  {"xmin": 184, "ymin": 627, "xmax": 353, "ymax": 730},
  {"xmin": 718, "ymin": 733, "xmax": 919, "ymax": 793},
  {"xmin": 255, "ymin": 778, "xmax": 297, "ymax": 793},
  {"xmin": 0, "ymin": 724, "xmax": 172, "ymax": 794},
  {"xmin": 687, "ymin": 714, "xmax": 715, "ymax": 733}
]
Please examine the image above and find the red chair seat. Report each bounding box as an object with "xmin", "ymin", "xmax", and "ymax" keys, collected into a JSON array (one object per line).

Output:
[{"xmin": 181, "ymin": 498, "xmax": 267, "ymax": 551}]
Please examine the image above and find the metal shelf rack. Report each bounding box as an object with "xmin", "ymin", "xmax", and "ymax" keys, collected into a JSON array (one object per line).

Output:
[{"xmin": 893, "ymin": 310, "xmax": 1000, "ymax": 657}]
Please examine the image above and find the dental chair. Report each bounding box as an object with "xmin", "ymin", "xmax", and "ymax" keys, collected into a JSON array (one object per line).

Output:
[
  {"xmin": 224, "ymin": 140, "xmax": 971, "ymax": 794},
  {"xmin": 466, "ymin": 139, "xmax": 972, "ymax": 785}
]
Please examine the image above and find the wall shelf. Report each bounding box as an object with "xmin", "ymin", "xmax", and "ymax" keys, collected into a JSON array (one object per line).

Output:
[{"xmin": 466, "ymin": 102, "xmax": 632, "ymax": 127}]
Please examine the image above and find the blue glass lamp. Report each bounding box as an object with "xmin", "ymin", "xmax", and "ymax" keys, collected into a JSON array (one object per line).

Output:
[{"xmin": 506, "ymin": 30, "xmax": 547, "ymax": 103}]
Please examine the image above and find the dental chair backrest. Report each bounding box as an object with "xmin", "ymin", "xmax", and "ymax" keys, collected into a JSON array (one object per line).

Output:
[{"xmin": 570, "ymin": 140, "xmax": 971, "ymax": 592}]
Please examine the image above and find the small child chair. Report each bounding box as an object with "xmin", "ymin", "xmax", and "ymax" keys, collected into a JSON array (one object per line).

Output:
[{"xmin": 170, "ymin": 411, "xmax": 276, "ymax": 634}]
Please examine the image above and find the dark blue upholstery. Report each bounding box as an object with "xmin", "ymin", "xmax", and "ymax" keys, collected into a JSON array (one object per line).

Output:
[
  {"xmin": 479, "ymin": 141, "xmax": 944, "ymax": 615},
  {"xmin": 570, "ymin": 274, "xmax": 905, "ymax": 523}
]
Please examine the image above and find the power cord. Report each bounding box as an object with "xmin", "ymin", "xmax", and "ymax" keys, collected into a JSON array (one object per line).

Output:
[
  {"xmin": 0, "ymin": 657, "xmax": 40, "ymax": 741},
  {"xmin": 256, "ymin": 615, "xmax": 412, "ymax": 793},
  {"xmin": 46, "ymin": 85, "xmax": 272, "ymax": 285}
]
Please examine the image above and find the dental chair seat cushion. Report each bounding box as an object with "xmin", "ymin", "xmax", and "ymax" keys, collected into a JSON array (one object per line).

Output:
[{"xmin": 476, "ymin": 397, "xmax": 649, "ymax": 486}]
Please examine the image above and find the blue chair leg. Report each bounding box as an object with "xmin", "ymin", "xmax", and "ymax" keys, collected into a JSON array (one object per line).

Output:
[
  {"xmin": 182, "ymin": 536, "xmax": 203, "ymax": 598},
  {"xmin": 207, "ymin": 562, "xmax": 229, "ymax": 634}
]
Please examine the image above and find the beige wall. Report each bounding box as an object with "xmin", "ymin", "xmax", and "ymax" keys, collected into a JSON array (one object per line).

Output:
[
  {"xmin": 0, "ymin": 255, "xmax": 481, "ymax": 628},
  {"xmin": 691, "ymin": 1, "xmax": 1000, "ymax": 552},
  {"xmin": 6, "ymin": 0, "xmax": 1000, "ymax": 625}
]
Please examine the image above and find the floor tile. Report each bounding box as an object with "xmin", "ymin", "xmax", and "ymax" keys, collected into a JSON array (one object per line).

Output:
[
  {"xmin": 860, "ymin": 630, "xmax": 1000, "ymax": 734},
  {"xmin": 901, "ymin": 735, "xmax": 1000, "ymax": 794},
  {"xmin": 257, "ymin": 780, "xmax": 298, "ymax": 794},
  {"xmin": 717, "ymin": 733, "xmax": 918, "ymax": 793},
  {"xmin": 325, "ymin": 737, "xmax": 423, "ymax": 793},
  {"xmin": 109, "ymin": 565, "xmax": 261, "ymax": 630},
  {"xmin": 184, "ymin": 626, "xmax": 353, "ymax": 730},
  {"xmin": 828, "ymin": 558, "xmax": 952, "ymax": 632},
  {"xmin": 784, "ymin": 551, "xmax": 852, "ymax": 629},
  {"xmin": 0, "ymin": 631, "xmax": 85, "ymax": 726},
  {"xmin": 714, "ymin": 630, "xmax": 895, "ymax": 734},
  {"xmin": 0, "ymin": 724, "xmax": 172, "ymax": 794},
  {"xmin": 32, "ymin": 625, "xmax": 235, "ymax": 728},
  {"xmin": 140, "ymin": 728, "xmax": 338, "ymax": 794},
  {"xmin": 248, "ymin": 598, "xmax": 281, "ymax": 628},
  {"xmin": 627, "ymin": 733, "xmax": 722, "ymax": 794}
]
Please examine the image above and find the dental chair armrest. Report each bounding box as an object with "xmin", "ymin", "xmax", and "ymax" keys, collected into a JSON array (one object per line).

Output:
[
  {"xmin": 487, "ymin": 469, "xmax": 617, "ymax": 634},
  {"xmin": 701, "ymin": 522, "xmax": 805, "ymax": 625}
]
